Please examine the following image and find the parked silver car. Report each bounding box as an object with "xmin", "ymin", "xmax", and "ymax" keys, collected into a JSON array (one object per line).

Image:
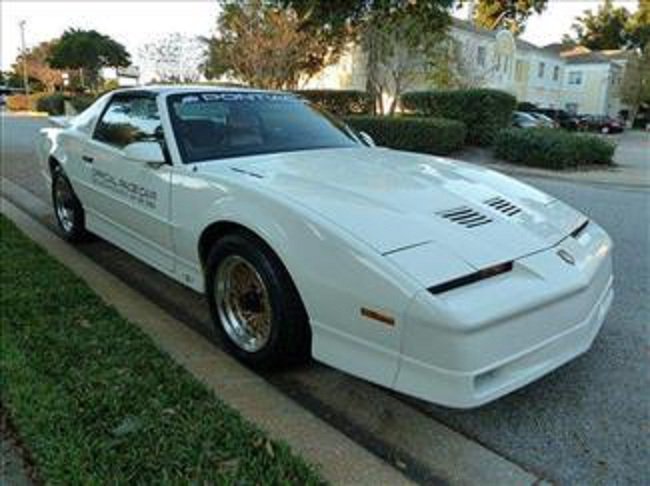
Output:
[
  {"xmin": 512, "ymin": 111, "xmax": 543, "ymax": 129},
  {"xmin": 529, "ymin": 112, "xmax": 557, "ymax": 128}
]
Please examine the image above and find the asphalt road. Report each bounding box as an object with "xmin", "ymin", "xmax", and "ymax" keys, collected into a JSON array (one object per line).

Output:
[{"xmin": 1, "ymin": 114, "xmax": 649, "ymax": 485}]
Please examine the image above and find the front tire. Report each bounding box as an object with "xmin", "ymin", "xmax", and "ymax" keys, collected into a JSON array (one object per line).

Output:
[
  {"xmin": 52, "ymin": 168, "xmax": 87, "ymax": 242},
  {"xmin": 206, "ymin": 231, "xmax": 310, "ymax": 368}
]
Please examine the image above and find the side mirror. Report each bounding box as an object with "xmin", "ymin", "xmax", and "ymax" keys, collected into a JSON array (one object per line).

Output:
[
  {"xmin": 123, "ymin": 141, "xmax": 166, "ymax": 167},
  {"xmin": 358, "ymin": 131, "xmax": 376, "ymax": 147}
]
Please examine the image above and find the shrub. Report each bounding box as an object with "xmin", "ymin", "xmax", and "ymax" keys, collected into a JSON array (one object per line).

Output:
[
  {"xmin": 5, "ymin": 94, "xmax": 45, "ymax": 112},
  {"xmin": 68, "ymin": 94, "xmax": 97, "ymax": 113},
  {"xmin": 295, "ymin": 89, "xmax": 372, "ymax": 116},
  {"xmin": 7, "ymin": 92, "xmax": 98, "ymax": 114},
  {"xmin": 401, "ymin": 89, "xmax": 517, "ymax": 146},
  {"xmin": 36, "ymin": 93, "xmax": 66, "ymax": 115},
  {"xmin": 494, "ymin": 128, "xmax": 615, "ymax": 169},
  {"xmin": 344, "ymin": 116, "xmax": 466, "ymax": 155}
]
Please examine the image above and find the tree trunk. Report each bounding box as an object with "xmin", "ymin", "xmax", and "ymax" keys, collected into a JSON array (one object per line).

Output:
[
  {"xmin": 628, "ymin": 102, "xmax": 640, "ymax": 128},
  {"xmin": 388, "ymin": 78, "xmax": 401, "ymax": 116}
]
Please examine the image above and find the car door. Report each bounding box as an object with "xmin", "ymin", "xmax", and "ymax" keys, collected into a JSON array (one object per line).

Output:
[{"xmin": 80, "ymin": 93, "xmax": 175, "ymax": 271}]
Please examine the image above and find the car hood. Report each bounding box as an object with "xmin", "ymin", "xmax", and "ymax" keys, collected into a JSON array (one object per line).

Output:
[{"xmin": 201, "ymin": 147, "xmax": 586, "ymax": 270}]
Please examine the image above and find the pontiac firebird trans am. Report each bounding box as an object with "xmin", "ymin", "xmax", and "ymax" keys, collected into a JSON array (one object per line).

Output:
[{"xmin": 39, "ymin": 87, "xmax": 614, "ymax": 408}]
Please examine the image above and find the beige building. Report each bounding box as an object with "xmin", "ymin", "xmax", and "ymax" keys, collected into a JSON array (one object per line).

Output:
[
  {"xmin": 303, "ymin": 18, "xmax": 630, "ymax": 117},
  {"xmin": 553, "ymin": 47, "xmax": 629, "ymax": 116}
]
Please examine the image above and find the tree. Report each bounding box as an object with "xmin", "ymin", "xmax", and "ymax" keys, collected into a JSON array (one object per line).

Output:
[
  {"xmin": 428, "ymin": 37, "xmax": 499, "ymax": 89},
  {"xmin": 463, "ymin": 0, "xmax": 548, "ymax": 34},
  {"xmin": 272, "ymin": 0, "xmax": 456, "ymax": 100},
  {"xmin": 627, "ymin": 0, "xmax": 650, "ymax": 52},
  {"xmin": 203, "ymin": 0, "xmax": 331, "ymax": 89},
  {"xmin": 139, "ymin": 33, "xmax": 205, "ymax": 83},
  {"xmin": 0, "ymin": 70, "xmax": 26, "ymax": 89},
  {"xmin": 269, "ymin": 0, "xmax": 366, "ymax": 73},
  {"xmin": 621, "ymin": 49, "xmax": 650, "ymax": 124},
  {"xmin": 565, "ymin": 0, "xmax": 631, "ymax": 50},
  {"xmin": 48, "ymin": 29, "xmax": 130, "ymax": 90},
  {"xmin": 361, "ymin": 1, "xmax": 453, "ymax": 115},
  {"xmin": 12, "ymin": 40, "xmax": 63, "ymax": 92}
]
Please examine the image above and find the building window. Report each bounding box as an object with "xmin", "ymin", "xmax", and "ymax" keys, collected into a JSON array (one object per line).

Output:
[
  {"xmin": 538, "ymin": 62, "xmax": 545, "ymax": 78},
  {"xmin": 568, "ymin": 71, "xmax": 583, "ymax": 85},
  {"xmin": 477, "ymin": 46, "xmax": 486, "ymax": 67},
  {"xmin": 553, "ymin": 66, "xmax": 560, "ymax": 81},
  {"xmin": 515, "ymin": 60, "xmax": 525, "ymax": 81}
]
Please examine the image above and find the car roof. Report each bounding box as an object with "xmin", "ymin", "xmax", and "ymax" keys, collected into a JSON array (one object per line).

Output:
[{"xmin": 109, "ymin": 85, "xmax": 291, "ymax": 97}]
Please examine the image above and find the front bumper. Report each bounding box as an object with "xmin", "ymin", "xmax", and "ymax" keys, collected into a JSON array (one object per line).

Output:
[{"xmin": 393, "ymin": 222, "xmax": 614, "ymax": 408}]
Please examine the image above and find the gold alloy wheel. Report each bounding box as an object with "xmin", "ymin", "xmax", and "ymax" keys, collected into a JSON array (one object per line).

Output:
[
  {"xmin": 215, "ymin": 255, "xmax": 273, "ymax": 352},
  {"xmin": 54, "ymin": 177, "xmax": 75, "ymax": 233}
]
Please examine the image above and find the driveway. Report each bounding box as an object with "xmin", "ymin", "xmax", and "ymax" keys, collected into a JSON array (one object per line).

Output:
[
  {"xmin": 1, "ymin": 114, "xmax": 649, "ymax": 485},
  {"xmin": 612, "ymin": 129, "xmax": 650, "ymax": 171}
]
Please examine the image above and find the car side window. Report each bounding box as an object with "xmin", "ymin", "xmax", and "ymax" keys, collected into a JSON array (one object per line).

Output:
[{"xmin": 94, "ymin": 96, "xmax": 162, "ymax": 149}]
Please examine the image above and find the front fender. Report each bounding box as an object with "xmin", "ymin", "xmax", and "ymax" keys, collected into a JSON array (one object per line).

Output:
[
  {"xmin": 38, "ymin": 127, "xmax": 63, "ymax": 182},
  {"xmin": 172, "ymin": 169, "xmax": 422, "ymax": 388}
]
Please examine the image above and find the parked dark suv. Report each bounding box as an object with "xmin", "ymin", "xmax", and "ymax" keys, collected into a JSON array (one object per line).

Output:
[{"xmin": 577, "ymin": 115, "xmax": 624, "ymax": 134}]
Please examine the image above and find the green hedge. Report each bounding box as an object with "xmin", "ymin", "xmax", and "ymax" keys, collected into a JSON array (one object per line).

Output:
[
  {"xmin": 68, "ymin": 94, "xmax": 96, "ymax": 113},
  {"xmin": 344, "ymin": 116, "xmax": 466, "ymax": 155},
  {"xmin": 15, "ymin": 93, "xmax": 97, "ymax": 115},
  {"xmin": 401, "ymin": 89, "xmax": 517, "ymax": 146},
  {"xmin": 36, "ymin": 93, "xmax": 66, "ymax": 115},
  {"xmin": 494, "ymin": 128, "xmax": 615, "ymax": 169},
  {"xmin": 296, "ymin": 89, "xmax": 372, "ymax": 116}
]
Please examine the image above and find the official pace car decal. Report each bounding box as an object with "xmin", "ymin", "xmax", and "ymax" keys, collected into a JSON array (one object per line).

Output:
[{"xmin": 92, "ymin": 168, "xmax": 157, "ymax": 209}]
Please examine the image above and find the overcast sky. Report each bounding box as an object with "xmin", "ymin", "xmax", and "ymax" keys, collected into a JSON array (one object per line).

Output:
[{"xmin": 0, "ymin": 0, "xmax": 640, "ymax": 71}]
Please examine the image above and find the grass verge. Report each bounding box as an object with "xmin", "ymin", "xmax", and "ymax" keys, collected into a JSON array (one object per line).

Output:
[{"xmin": 0, "ymin": 216, "xmax": 323, "ymax": 484}]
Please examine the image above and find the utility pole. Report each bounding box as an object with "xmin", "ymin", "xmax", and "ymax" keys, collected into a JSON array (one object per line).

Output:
[{"xmin": 18, "ymin": 20, "xmax": 30, "ymax": 95}]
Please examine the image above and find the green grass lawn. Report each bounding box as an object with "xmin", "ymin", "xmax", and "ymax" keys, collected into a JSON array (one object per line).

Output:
[{"xmin": 0, "ymin": 216, "xmax": 323, "ymax": 484}]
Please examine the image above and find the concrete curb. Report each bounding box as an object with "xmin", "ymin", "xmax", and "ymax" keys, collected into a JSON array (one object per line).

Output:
[
  {"xmin": 484, "ymin": 163, "xmax": 649, "ymax": 190},
  {"xmin": 0, "ymin": 197, "xmax": 413, "ymax": 486},
  {"xmin": 0, "ymin": 111, "xmax": 48, "ymax": 117}
]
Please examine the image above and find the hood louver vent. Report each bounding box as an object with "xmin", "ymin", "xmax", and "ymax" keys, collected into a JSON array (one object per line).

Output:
[
  {"xmin": 437, "ymin": 206, "xmax": 493, "ymax": 228},
  {"xmin": 484, "ymin": 197, "xmax": 522, "ymax": 217}
]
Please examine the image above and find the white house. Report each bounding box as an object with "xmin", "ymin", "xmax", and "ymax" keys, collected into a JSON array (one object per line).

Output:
[
  {"xmin": 552, "ymin": 47, "xmax": 629, "ymax": 116},
  {"xmin": 303, "ymin": 17, "xmax": 630, "ymax": 117},
  {"xmin": 448, "ymin": 18, "xmax": 567, "ymax": 109}
]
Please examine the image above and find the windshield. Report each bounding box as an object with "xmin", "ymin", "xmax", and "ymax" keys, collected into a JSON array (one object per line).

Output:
[{"xmin": 167, "ymin": 92, "xmax": 359, "ymax": 163}]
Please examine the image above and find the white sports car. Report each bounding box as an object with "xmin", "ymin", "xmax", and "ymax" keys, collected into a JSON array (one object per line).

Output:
[{"xmin": 39, "ymin": 87, "xmax": 613, "ymax": 408}]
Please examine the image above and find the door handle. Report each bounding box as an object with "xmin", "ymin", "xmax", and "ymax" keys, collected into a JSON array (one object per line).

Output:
[{"xmin": 82, "ymin": 155, "xmax": 94, "ymax": 164}]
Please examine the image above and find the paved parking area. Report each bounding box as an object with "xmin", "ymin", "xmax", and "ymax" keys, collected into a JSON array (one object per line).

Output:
[
  {"xmin": 1, "ymin": 114, "xmax": 648, "ymax": 484},
  {"xmin": 458, "ymin": 129, "xmax": 650, "ymax": 188}
]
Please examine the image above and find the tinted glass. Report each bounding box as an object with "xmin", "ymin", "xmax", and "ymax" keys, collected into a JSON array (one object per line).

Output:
[
  {"xmin": 167, "ymin": 92, "xmax": 359, "ymax": 163},
  {"xmin": 94, "ymin": 96, "xmax": 162, "ymax": 148}
]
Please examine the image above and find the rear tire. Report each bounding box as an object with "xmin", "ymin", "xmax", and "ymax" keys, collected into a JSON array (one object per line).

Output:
[
  {"xmin": 52, "ymin": 167, "xmax": 87, "ymax": 242},
  {"xmin": 205, "ymin": 231, "xmax": 310, "ymax": 369}
]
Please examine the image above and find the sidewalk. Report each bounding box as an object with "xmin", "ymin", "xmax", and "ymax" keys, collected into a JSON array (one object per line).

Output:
[{"xmin": 456, "ymin": 130, "xmax": 650, "ymax": 189}]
